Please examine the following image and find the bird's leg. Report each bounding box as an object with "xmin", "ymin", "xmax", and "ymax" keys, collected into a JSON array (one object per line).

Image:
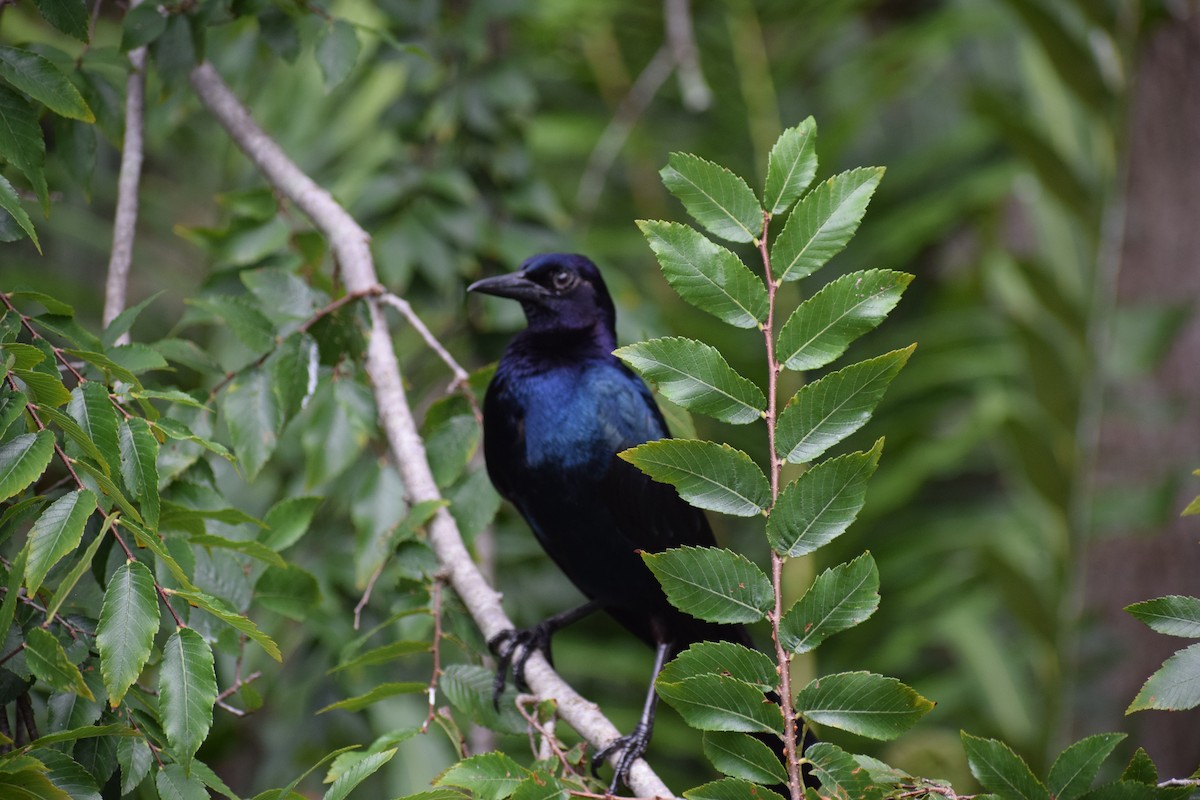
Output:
[
  {"xmin": 592, "ymin": 639, "xmax": 672, "ymax": 793},
  {"xmin": 489, "ymin": 599, "xmax": 603, "ymax": 707}
]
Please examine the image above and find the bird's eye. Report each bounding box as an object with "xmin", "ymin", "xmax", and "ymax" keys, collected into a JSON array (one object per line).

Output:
[{"xmin": 552, "ymin": 270, "xmax": 574, "ymax": 291}]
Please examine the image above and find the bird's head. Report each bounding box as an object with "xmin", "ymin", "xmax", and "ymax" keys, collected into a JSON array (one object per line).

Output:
[{"xmin": 468, "ymin": 254, "xmax": 617, "ymax": 337}]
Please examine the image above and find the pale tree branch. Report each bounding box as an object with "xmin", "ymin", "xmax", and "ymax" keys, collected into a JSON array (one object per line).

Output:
[
  {"xmin": 187, "ymin": 60, "xmax": 674, "ymax": 799},
  {"xmin": 104, "ymin": 0, "xmax": 149, "ymax": 341},
  {"xmin": 664, "ymin": 0, "xmax": 711, "ymax": 112}
]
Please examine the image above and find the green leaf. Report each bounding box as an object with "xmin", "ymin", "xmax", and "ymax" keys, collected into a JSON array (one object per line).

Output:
[
  {"xmin": 0, "ymin": 389, "xmax": 28, "ymax": 437},
  {"xmin": 316, "ymin": 19, "xmax": 360, "ymax": 91},
  {"xmin": 0, "ymin": 767, "xmax": 68, "ymax": 798},
  {"xmin": 25, "ymin": 489, "xmax": 97, "ymax": 594},
  {"xmin": 190, "ymin": 533, "xmax": 287, "ymax": 568},
  {"xmin": 1120, "ymin": 749, "xmax": 1157, "ymax": 786},
  {"xmin": 0, "ymin": 173, "xmax": 39, "ymax": 250},
  {"xmin": 1127, "ymin": 642, "xmax": 1200, "ymax": 712},
  {"xmin": 702, "ymin": 731, "xmax": 787, "ymax": 784},
  {"xmin": 1047, "ymin": 733, "xmax": 1126, "ymax": 800},
  {"xmin": 780, "ymin": 552, "xmax": 879, "ymax": 653},
  {"xmin": 961, "ymin": 732, "xmax": 1050, "ymax": 800},
  {"xmin": 1125, "ymin": 596, "xmax": 1200, "ymax": 638},
  {"xmin": 34, "ymin": 405, "xmax": 110, "ymax": 474},
  {"xmin": 268, "ymin": 332, "xmax": 318, "ymax": 423},
  {"xmin": 97, "ymin": 560, "xmax": 159, "ymax": 706},
  {"xmin": 657, "ymin": 673, "xmax": 781, "ymax": 733},
  {"xmin": 421, "ymin": 395, "xmax": 479, "ymax": 488},
  {"xmin": 73, "ymin": 460, "xmax": 142, "ymax": 524},
  {"xmin": 1, "ymin": 342, "xmax": 46, "ymax": 369},
  {"xmin": 68, "ymin": 382, "xmax": 121, "ymax": 476},
  {"xmin": 329, "ymin": 640, "xmax": 429, "ymax": 674},
  {"xmin": 36, "ymin": 749, "xmax": 100, "ymax": 800},
  {"xmin": 323, "ymin": 748, "xmax": 396, "ymax": 800},
  {"xmin": 776, "ymin": 270, "xmax": 913, "ymax": 372},
  {"xmin": 766, "ymin": 441, "xmax": 883, "ymax": 557},
  {"xmin": 616, "ymin": 337, "xmax": 764, "ymax": 425},
  {"xmin": 102, "ymin": 293, "xmax": 162, "ymax": 349},
  {"xmin": 620, "ymin": 439, "xmax": 769, "ymax": 517},
  {"xmin": 0, "ymin": 429, "xmax": 54, "ymax": 502},
  {"xmin": 121, "ymin": 3, "xmax": 167, "ymax": 50},
  {"xmin": 159, "ymin": 627, "xmax": 217, "ymax": 765},
  {"xmin": 659, "ymin": 641, "xmax": 778, "ymax": 691},
  {"xmin": 118, "ymin": 417, "xmax": 159, "ymax": 529},
  {"xmin": 775, "ymin": 347, "xmax": 913, "ymax": 463},
  {"xmin": 187, "ymin": 295, "xmax": 276, "ymax": 353},
  {"xmin": 33, "ymin": 0, "xmax": 89, "ymax": 41},
  {"xmin": 511, "ymin": 773, "xmax": 567, "ymax": 800},
  {"xmin": 684, "ymin": 777, "xmax": 785, "ymax": 800},
  {"xmin": 261, "ymin": 496, "xmax": 323, "ymax": 551},
  {"xmin": 771, "ymin": 167, "xmax": 884, "ymax": 282},
  {"xmin": 0, "ymin": 86, "xmax": 49, "ymax": 212},
  {"xmin": 28, "ymin": 721, "xmax": 138, "ymax": 747},
  {"xmin": 168, "ymin": 588, "xmax": 281, "ymax": 661},
  {"xmin": 117, "ymin": 736, "xmax": 153, "ymax": 794},
  {"xmin": 25, "ymin": 627, "xmax": 94, "ymax": 699},
  {"xmin": 642, "ymin": 545, "xmax": 772, "ymax": 624},
  {"xmin": 794, "ymin": 672, "xmax": 933, "ymax": 740},
  {"xmin": 64, "ymin": 349, "xmax": 142, "ymax": 387},
  {"xmin": 192, "ymin": 759, "xmax": 239, "ymax": 800},
  {"xmin": 221, "ymin": 369, "xmax": 283, "ymax": 481},
  {"xmin": 0, "ymin": 546, "xmax": 29, "ymax": 647},
  {"xmin": 638, "ymin": 220, "xmax": 768, "ymax": 329},
  {"xmin": 764, "ymin": 117, "xmax": 818, "ymax": 215},
  {"xmin": 661, "ymin": 153, "xmax": 763, "ymax": 243},
  {"xmin": 13, "ymin": 368, "xmax": 70, "ymax": 408},
  {"xmin": 42, "ymin": 520, "xmax": 108, "ymax": 622},
  {"xmin": 806, "ymin": 742, "xmax": 884, "ymax": 800},
  {"xmin": 0, "ymin": 46, "xmax": 94, "ymax": 122},
  {"xmin": 436, "ymin": 752, "xmax": 528, "ymax": 800},
  {"xmin": 156, "ymin": 763, "xmax": 209, "ymax": 800},
  {"xmin": 254, "ymin": 564, "xmax": 320, "ymax": 621},
  {"xmin": 317, "ymin": 682, "xmax": 427, "ymax": 714}
]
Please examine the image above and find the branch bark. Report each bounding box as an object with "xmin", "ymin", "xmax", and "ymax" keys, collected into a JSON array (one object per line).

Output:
[{"xmin": 188, "ymin": 60, "xmax": 674, "ymax": 798}]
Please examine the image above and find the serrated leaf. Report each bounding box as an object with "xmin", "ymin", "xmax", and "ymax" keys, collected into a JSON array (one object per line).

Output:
[
  {"xmin": 638, "ymin": 220, "xmax": 768, "ymax": 329},
  {"xmin": 1120, "ymin": 749, "xmax": 1157, "ymax": 785},
  {"xmin": 777, "ymin": 270, "xmax": 913, "ymax": 372},
  {"xmin": 0, "ymin": 46, "xmax": 94, "ymax": 121},
  {"xmin": 329, "ymin": 640, "xmax": 429, "ymax": 674},
  {"xmin": 1127, "ymin": 642, "xmax": 1200, "ymax": 712},
  {"xmin": 0, "ymin": 172, "xmax": 40, "ymax": 248},
  {"xmin": 0, "ymin": 546, "xmax": 28, "ymax": 644},
  {"xmin": 806, "ymin": 742, "xmax": 884, "ymax": 800},
  {"xmin": 961, "ymin": 732, "xmax": 1049, "ymax": 800},
  {"xmin": 643, "ymin": 545, "xmax": 772, "ymax": 624},
  {"xmin": 616, "ymin": 337, "xmax": 764, "ymax": 425},
  {"xmin": 187, "ymin": 295, "xmax": 276, "ymax": 353},
  {"xmin": 422, "ymin": 395, "xmax": 479, "ymax": 488},
  {"xmin": 702, "ymin": 731, "xmax": 787, "ymax": 784},
  {"xmin": 34, "ymin": 405, "xmax": 110, "ymax": 473},
  {"xmin": 190, "ymin": 533, "xmax": 286, "ymax": 568},
  {"xmin": 68, "ymin": 382, "xmax": 121, "ymax": 476},
  {"xmin": 160, "ymin": 628, "xmax": 216, "ymax": 764},
  {"xmin": 121, "ymin": 3, "xmax": 167, "ymax": 50},
  {"xmin": 657, "ymin": 674, "xmax": 781, "ymax": 733},
  {"xmin": 764, "ymin": 117, "xmax": 818, "ymax": 214},
  {"xmin": 317, "ymin": 682, "xmax": 427, "ymax": 714},
  {"xmin": 102, "ymin": 293, "xmax": 162, "ymax": 348},
  {"xmin": 43, "ymin": 521, "xmax": 108, "ymax": 622},
  {"xmin": 156, "ymin": 763, "xmax": 209, "ymax": 800},
  {"xmin": 660, "ymin": 642, "xmax": 777, "ymax": 693},
  {"xmin": 766, "ymin": 441, "xmax": 882, "ymax": 557},
  {"xmin": 261, "ymin": 495, "xmax": 323, "ymax": 551},
  {"xmin": 620, "ymin": 439, "xmax": 769, "ymax": 517},
  {"xmin": 25, "ymin": 489, "xmax": 97, "ymax": 594},
  {"xmin": 323, "ymin": 748, "xmax": 395, "ymax": 800},
  {"xmin": 64, "ymin": 349, "xmax": 143, "ymax": 387},
  {"xmin": 221, "ymin": 369, "xmax": 282, "ymax": 481},
  {"xmin": 1125, "ymin": 596, "xmax": 1200, "ymax": 638},
  {"xmin": 795, "ymin": 672, "xmax": 933, "ymax": 740},
  {"xmin": 0, "ymin": 430, "xmax": 53, "ymax": 503},
  {"xmin": 168, "ymin": 588, "xmax": 281, "ymax": 661},
  {"xmin": 73, "ymin": 460, "xmax": 142, "ymax": 523},
  {"xmin": 0, "ymin": 86, "xmax": 49, "ymax": 212},
  {"xmin": 28, "ymin": 722, "xmax": 138, "ymax": 747},
  {"xmin": 119, "ymin": 417, "xmax": 159, "ymax": 529},
  {"xmin": 0, "ymin": 389, "xmax": 28, "ymax": 437},
  {"xmin": 1048, "ymin": 733, "xmax": 1126, "ymax": 800},
  {"xmin": 684, "ymin": 777, "xmax": 785, "ymax": 800},
  {"xmin": 97, "ymin": 560, "xmax": 160, "ymax": 706},
  {"xmin": 780, "ymin": 552, "xmax": 879, "ymax": 654},
  {"xmin": 661, "ymin": 153, "xmax": 763, "ymax": 243},
  {"xmin": 2, "ymin": 766, "xmax": 70, "ymax": 799},
  {"xmin": 436, "ymin": 752, "xmax": 528, "ymax": 800},
  {"xmin": 269, "ymin": 332, "xmax": 318, "ymax": 423},
  {"xmin": 511, "ymin": 773, "xmax": 567, "ymax": 800},
  {"xmin": 254, "ymin": 564, "xmax": 319, "ymax": 621},
  {"xmin": 316, "ymin": 19, "xmax": 360, "ymax": 91},
  {"xmin": 13, "ymin": 368, "xmax": 70, "ymax": 408},
  {"xmin": 772, "ymin": 167, "xmax": 884, "ymax": 282},
  {"xmin": 439, "ymin": 664, "xmax": 527, "ymax": 735},
  {"xmin": 117, "ymin": 735, "xmax": 153, "ymax": 794},
  {"xmin": 25, "ymin": 627, "xmax": 93, "ymax": 699},
  {"xmin": 33, "ymin": 0, "xmax": 89, "ymax": 41},
  {"xmin": 37, "ymin": 748, "xmax": 100, "ymax": 800},
  {"xmin": 775, "ymin": 347, "xmax": 913, "ymax": 463}
]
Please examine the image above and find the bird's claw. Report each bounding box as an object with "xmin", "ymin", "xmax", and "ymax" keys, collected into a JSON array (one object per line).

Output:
[
  {"xmin": 592, "ymin": 721, "xmax": 652, "ymax": 794},
  {"xmin": 487, "ymin": 624, "xmax": 553, "ymax": 709}
]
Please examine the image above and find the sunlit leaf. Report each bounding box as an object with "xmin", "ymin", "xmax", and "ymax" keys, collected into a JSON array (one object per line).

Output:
[
  {"xmin": 771, "ymin": 168, "xmax": 884, "ymax": 282},
  {"xmin": 435, "ymin": 751, "xmax": 528, "ymax": 800},
  {"xmin": 323, "ymin": 748, "xmax": 396, "ymax": 800},
  {"xmin": 25, "ymin": 627, "xmax": 93, "ymax": 699},
  {"xmin": 13, "ymin": 368, "xmax": 70, "ymax": 408},
  {"xmin": 764, "ymin": 117, "xmax": 818, "ymax": 215},
  {"xmin": 620, "ymin": 439, "xmax": 769, "ymax": 517},
  {"xmin": 1125, "ymin": 596, "xmax": 1200, "ymax": 638},
  {"xmin": 118, "ymin": 417, "xmax": 159, "ymax": 529},
  {"xmin": 661, "ymin": 152, "xmax": 763, "ymax": 243},
  {"xmin": 779, "ymin": 553, "xmax": 879, "ymax": 653},
  {"xmin": 616, "ymin": 337, "xmax": 765, "ymax": 425},
  {"xmin": 68, "ymin": 382, "xmax": 121, "ymax": 475},
  {"xmin": 1047, "ymin": 733, "xmax": 1126, "ymax": 800},
  {"xmin": 794, "ymin": 672, "xmax": 933, "ymax": 740},
  {"xmin": 643, "ymin": 545, "xmax": 772, "ymax": 624},
  {"xmin": 25, "ymin": 488, "xmax": 97, "ymax": 594},
  {"xmin": 657, "ymin": 674, "xmax": 781, "ymax": 733},
  {"xmin": 0, "ymin": 430, "xmax": 54, "ymax": 503},
  {"xmin": 961, "ymin": 732, "xmax": 1049, "ymax": 800},
  {"xmin": 658, "ymin": 641, "xmax": 777, "ymax": 691},
  {"xmin": 1127, "ymin": 643, "xmax": 1200, "ymax": 712}
]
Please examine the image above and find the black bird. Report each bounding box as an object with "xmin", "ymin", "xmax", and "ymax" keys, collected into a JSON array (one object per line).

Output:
[{"xmin": 468, "ymin": 254, "xmax": 760, "ymax": 790}]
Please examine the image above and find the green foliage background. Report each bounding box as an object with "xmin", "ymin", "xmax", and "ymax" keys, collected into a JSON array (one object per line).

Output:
[{"xmin": 1, "ymin": 0, "xmax": 1197, "ymax": 796}]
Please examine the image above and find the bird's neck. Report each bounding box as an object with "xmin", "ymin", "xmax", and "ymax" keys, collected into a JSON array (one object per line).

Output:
[{"xmin": 504, "ymin": 323, "xmax": 617, "ymax": 373}]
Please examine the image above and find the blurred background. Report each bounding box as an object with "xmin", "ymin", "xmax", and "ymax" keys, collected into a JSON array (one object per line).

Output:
[{"xmin": 2, "ymin": 0, "xmax": 1198, "ymax": 793}]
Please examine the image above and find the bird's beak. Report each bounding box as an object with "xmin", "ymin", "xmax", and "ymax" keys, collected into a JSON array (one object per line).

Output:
[{"xmin": 467, "ymin": 272, "xmax": 549, "ymax": 302}]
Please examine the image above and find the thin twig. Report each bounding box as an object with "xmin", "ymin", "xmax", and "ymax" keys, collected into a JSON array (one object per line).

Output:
[
  {"xmin": 353, "ymin": 561, "xmax": 385, "ymax": 631},
  {"xmin": 189, "ymin": 60, "xmax": 674, "ymax": 798},
  {"xmin": 378, "ymin": 292, "xmax": 480, "ymax": 421},
  {"xmin": 420, "ymin": 573, "xmax": 447, "ymax": 734},
  {"xmin": 103, "ymin": 0, "xmax": 149, "ymax": 341},
  {"xmin": 516, "ymin": 694, "xmax": 581, "ymax": 777}
]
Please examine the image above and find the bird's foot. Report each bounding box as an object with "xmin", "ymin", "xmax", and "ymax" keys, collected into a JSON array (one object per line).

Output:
[
  {"xmin": 592, "ymin": 721, "xmax": 652, "ymax": 794},
  {"xmin": 487, "ymin": 623, "xmax": 554, "ymax": 709}
]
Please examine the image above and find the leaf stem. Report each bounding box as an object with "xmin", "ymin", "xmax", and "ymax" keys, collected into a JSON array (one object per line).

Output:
[{"xmin": 759, "ymin": 210, "xmax": 802, "ymax": 800}]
